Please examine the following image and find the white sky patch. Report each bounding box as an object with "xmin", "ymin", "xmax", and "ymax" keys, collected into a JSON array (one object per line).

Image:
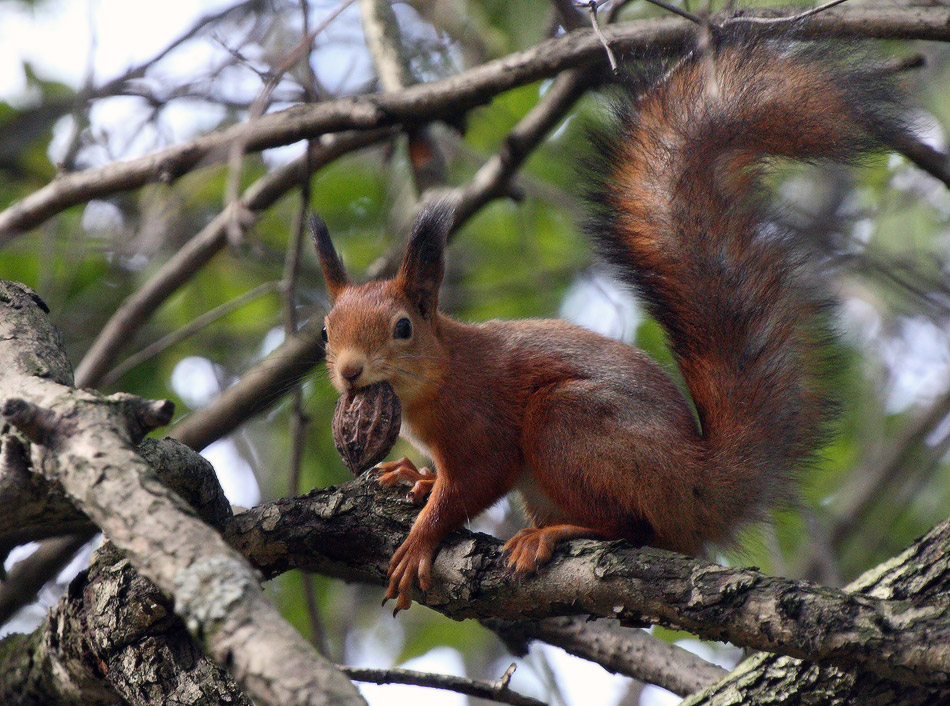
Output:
[
  {"xmin": 560, "ymin": 271, "xmax": 642, "ymax": 343},
  {"xmin": 171, "ymin": 355, "xmax": 222, "ymax": 408},
  {"xmin": 535, "ymin": 643, "xmax": 629, "ymax": 706},
  {"xmin": 879, "ymin": 316, "xmax": 950, "ymax": 413},
  {"xmin": 80, "ymin": 198, "xmax": 125, "ymax": 232},
  {"xmin": 639, "ymin": 684, "xmax": 682, "ymax": 706},
  {"xmin": 200, "ymin": 438, "xmax": 261, "ymax": 507},
  {"xmin": 0, "ymin": 0, "xmax": 236, "ymax": 98},
  {"xmin": 261, "ymin": 326, "xmax": 286, "ymax": 357},
  {"xmin": 344, "ymin": 611, "xmax": 404, "ymax": 667},
  {"xmin": 0, "ymin": 536, "xmax": 102, "ymax": 638},
  {"xmin": 3, "ymin": 542, "xmax": 40, "ymax": 573},
  {"xmin": 263, "ymin": 140, "xmax": 309, "ymax": 168}
]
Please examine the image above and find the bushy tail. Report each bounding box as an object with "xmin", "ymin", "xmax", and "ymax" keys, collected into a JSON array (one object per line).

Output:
[{"xmin": 585, "ymin": 34, "xmax": 905, "ymax": 547}]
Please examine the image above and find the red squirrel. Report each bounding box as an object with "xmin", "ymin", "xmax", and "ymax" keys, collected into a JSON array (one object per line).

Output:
[{"xmin": 314, "ymin": 34, "xmax": 905, "ymax": 611}]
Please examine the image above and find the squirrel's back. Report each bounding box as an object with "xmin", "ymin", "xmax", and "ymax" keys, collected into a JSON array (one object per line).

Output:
[{"xmin": 584, "ymin": 34, "xmax": 906, "ymax": 548}]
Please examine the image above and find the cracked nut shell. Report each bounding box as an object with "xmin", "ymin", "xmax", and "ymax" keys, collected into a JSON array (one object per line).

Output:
[{"xmin": 332, "ymin": 381, "xmax": 402, "ymax": 475}]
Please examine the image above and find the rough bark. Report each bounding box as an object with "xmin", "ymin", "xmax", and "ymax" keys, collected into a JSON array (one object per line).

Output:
[
  {"xmin": 0, "ymin": 280, "xmax": 365, "ymax": 706},
  {"xmin": 682, "ymin": 520, "xmax": 950, "ymax": 705},
  {"xmin": 223, "ymin": 474, "xmax": 950, "ymax": 688},
  {"xmin": 0, "ymin": 435, "xmax": 246, "ymax": 706},
  {"xmin": 4, "ymin": 280, "xmax": 950, "ymax": 702},
  {"xmin": 0, "ymin": 542, "xmax": 253, "ymax": 706},
  {"xmin": 0, "ymin": 436, "xmax": 233, "ymax": 552}
]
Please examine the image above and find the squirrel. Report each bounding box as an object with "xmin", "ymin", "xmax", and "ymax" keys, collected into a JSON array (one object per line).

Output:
[{"xmin": 313, "ymin": 33, "xmax": 906, "ymax": 611}]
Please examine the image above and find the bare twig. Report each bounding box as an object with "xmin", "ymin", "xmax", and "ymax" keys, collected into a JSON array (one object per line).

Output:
[
  {"xmin": 725, "ymin": 0, "xmax": 852, "ymax": 26},
  {"xmin": 583, "ymin": 2, "xmax": 620, "ymax": 71},
  {"xmin": 286, "ymin": 1, "xmax": 319, "ymax": 499},
  {"xmin": 4, "ymin": 5, "xmax": 950, "ymax": 241},
  {"xmin": 342, "ymin": 663, "xmax": 547, "ymax": 706},
  {"xmin": 641, "ymin": 0, "xmax": 703, "ymax": 25},
  {"xmin": 100, "ymin": 280, "xmax": 282, "ymax": 387},
  {"xmin": 0, "ymin": 533, "xmax": 94, "ymax": 626},
  {"xmin": 224, "ymin": 0, "xmax": 358, "ymax": 244},
  {"xmin": 278, "ymin": 26, "xmax": 324, "ymax": 670}
]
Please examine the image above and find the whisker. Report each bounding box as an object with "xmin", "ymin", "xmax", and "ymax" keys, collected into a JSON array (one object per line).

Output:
[{"xmin": 380, "ymin": 363, "xmax": 436, "ymax": 386}]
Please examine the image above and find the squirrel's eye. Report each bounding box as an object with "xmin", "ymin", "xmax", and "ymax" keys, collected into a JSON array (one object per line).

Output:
[
  {"xmin": 393, "ymin": 317, "xmax": 412, "ymax": 340},
  {"xmin": 321, "ymin": 325, "xmax": 329, "ymax": 343}
]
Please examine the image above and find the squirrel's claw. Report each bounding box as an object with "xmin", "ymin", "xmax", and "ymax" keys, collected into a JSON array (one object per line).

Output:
[
  {"xmin": 502, "ymin": 528, "xmax": 554, "ymax": 574},
  {"xmin": 385, "ymin": 535, "xmax": 435, "ymax": 615},
  {"xmin": 373, "ymin": 458, "xmax": 435, "ymax": 497}
]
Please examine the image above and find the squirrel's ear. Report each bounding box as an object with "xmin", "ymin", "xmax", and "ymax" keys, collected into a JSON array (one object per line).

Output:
[
  {"xmin": 396, "ymin": 202, "xmax": 452, "ymax": 319},
  {"xmin": 309, "ymin": 214, "xmax": 348, "ymax": 304}
]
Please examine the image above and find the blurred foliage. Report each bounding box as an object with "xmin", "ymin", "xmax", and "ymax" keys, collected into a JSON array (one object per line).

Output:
[{"xmin": 2, "ymin": 0, "xmax": 950, "ymax": 703}]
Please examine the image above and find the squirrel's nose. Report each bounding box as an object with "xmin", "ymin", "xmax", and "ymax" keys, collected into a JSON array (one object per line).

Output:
[{"xmin": 340, "ymin": 363, "xmax": 364, "ymax": 383}]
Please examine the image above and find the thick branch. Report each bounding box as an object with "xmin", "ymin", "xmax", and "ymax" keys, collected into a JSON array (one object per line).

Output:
[
  {"xmin": 2, "ymin": 5, "xmax": 949, "ymax": 240},
  {"xmin": 0, "ymin": 281, "xmax": 365, "ymax": 706},
  {"xmin": 0, "ymin": 542, "xmax": 253, "ymax": 706},
  {"xmin": 0, "ymin": 434, "xmax": 233, "ymax": 552},
  {"xmin": 0, "ymin": 435, "xmax": 95, "ymax": 551},
  {"xmin": 490, "ymin": 616, "xmax": 727, "ymax": 697},
  {"xmin": 169, "ymin": 315, "xmax": 325, "ymax": 450},
  {"xmin": 223, "ymin": 474, "xmax": 950, "ymax": 687},
  {"xmin": 683, "ymin": 517, "xmax": 950, "ymax": 705},
  {"xmin": 0, "ymin": 439, "xmax": 243, "ymax": 706}
]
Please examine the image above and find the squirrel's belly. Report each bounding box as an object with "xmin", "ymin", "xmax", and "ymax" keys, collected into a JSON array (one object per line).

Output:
[
  {"xmin": 399, "ymin": 420, "xmax": 431, "ymax": 460},
  {"xmin": 514, "ymin": 471, "xmax": 566, "ymax": 526}
]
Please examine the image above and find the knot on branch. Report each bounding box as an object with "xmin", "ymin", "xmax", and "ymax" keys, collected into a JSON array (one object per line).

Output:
[
  {"xmin": 2, "ymin": 398, "xmax": 63, "ymax": 447},
  {"xmin": 109, "ymin": 393, "xmax": 175, "ymax": 443}
]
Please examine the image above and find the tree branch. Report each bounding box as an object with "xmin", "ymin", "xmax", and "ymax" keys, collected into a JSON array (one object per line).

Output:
[
  {"xmin": 0, "ymin": 543, "xmax": 254, "ymax": 706},
  {"xmin": 223, "ymin": 473, "xmax": 950, "ymax": 688},
  {"xmin": 0, "ymin": 430, "xmax": 246, "ymax": 706},
  {"xmin": 682, "ymin": 517, "xmax": 950, "ymax": 705},
  {"xmin": 490, "ymin": 616, "xmax": 728, "ymax": 697},
  {"xmin": 3, "ymin": 5, "xmax": 949, "ymax": 240},
  {"xmin": 0, "ymin": 281, "xmax": 365, "ymax": 706},
  {"xmin": 343, "ymin": 663, "xmax": 546, "ymax": 706}
]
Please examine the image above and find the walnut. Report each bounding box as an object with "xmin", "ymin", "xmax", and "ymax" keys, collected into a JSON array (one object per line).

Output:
[{"xmin": 332, "ymin": 381, "xmax": 402, "ymax": 475}]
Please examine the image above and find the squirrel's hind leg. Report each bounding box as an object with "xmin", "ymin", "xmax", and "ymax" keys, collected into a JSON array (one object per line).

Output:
[{"xmin": 520, "ymin": 378, "xmax": 699, "ymax": 556}]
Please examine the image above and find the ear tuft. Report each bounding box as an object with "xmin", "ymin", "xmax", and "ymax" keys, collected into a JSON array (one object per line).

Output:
[
  {"xmin": 309, "ymin": 213, "xmax": 349, "ymax": 304},
  {"xmin": 396, "ymin": 201, "xmax": 453, "ymax": 318}
]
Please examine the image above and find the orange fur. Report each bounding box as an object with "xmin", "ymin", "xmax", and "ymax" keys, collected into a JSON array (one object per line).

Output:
[{"xmin": 315, "ymin": 36, "xmax": 906, "ymax": 610}]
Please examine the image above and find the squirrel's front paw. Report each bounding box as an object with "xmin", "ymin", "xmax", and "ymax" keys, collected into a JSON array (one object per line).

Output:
[
  {"xmin": 373, "ymin": 457, "xmax": 435, "ymax": 504},
  {"xmin": 384, "ymin": 536, "xmax": 435, "ymax": 614}
]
